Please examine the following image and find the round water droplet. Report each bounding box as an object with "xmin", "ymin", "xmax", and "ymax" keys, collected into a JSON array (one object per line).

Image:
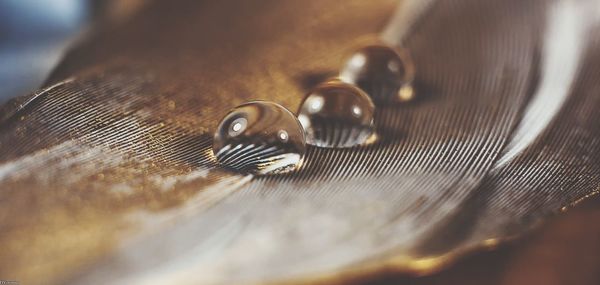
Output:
[
  {"xmin": 213, "ymin": 101, "xmax": 306, "ymax": 175},
  {"xmin": 297, "ymin": 79, "xmax": 376, "ymax": 148},
  {"xmin": 339, "ymin": 44, "xmax": 415, "ymax": 104}
]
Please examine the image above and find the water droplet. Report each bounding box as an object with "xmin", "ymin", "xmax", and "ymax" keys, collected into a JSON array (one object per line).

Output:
[
  {"xmin": 339, "ymin": 44, "xmax": 415, "ymax": 104},
  {"xmin": 213, "ymin": 101, "xmax": 306, "ymax": 175},
  {"xmin": 297, "ymin": 79, "xmax": 376, "ymax": 148}
]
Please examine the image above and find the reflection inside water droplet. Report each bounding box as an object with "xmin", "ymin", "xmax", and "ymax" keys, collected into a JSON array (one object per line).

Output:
[
  {"xmin": 278, "ymin": 130, "xmax": 289, "ymax": 142},
  {"xmin": 213, "ymin": 101, "xmax": 306, "ymax": 175},
  {"xmin": 308, "ymin": 95, "xmax": 324, "ymax": 113},
  {"xmin": 352, "ymin": 105, "xmax": 362, "ymax": 117},
  {"xmin": 339, "ymin": 44, "xmax": 415, "ymax": 104},
  {"xmin": 229, "ymin": 118, "xmax": 247, "ymax": 136},
  {"xmin": 297, "ymin": 79, "xmax": 376, "ymax": 148}
]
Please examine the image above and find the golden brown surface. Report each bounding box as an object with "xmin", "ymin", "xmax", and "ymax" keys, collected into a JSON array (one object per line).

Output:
[
  {"xmin": 353, "ymin": 196, "xmax": 600, "ymax": 285},
  {"xmin": 0, "ymin": 0, "xmax": 599, "ymax": 284},
  {"xmin": 0, "ymin": 1, "xmax": 396, "ymax": 284}
]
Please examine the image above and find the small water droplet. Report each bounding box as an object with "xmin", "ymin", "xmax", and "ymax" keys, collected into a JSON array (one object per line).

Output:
[
  {"xmin": 213, "ymin": 101, "xmax": 306, "ymax": 175},
  {"xmin": 339, "ymin": 44, "xmax": 415, "ymax": 104},
  {"xmin": 297, "ymin": 79, "xmax": 376, "ymax": 148}
]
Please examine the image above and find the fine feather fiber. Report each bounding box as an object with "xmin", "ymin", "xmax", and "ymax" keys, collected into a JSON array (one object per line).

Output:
[{"xmin": 0, "ymin": 0, "xmax": 599, "ymax": 284}]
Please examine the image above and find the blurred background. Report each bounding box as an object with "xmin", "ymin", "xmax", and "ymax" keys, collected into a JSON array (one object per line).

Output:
[
  {"xmin": 0, "ymin": 0, "xmax": 148, "ymax": 103},
  {"xmin": 0, "ymin": 0, "xmax": 88, "ymax": 102}
]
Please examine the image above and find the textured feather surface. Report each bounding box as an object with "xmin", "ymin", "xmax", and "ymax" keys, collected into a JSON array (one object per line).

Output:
[{"xmin": 0, "ymin": 0, "xmax": 599, "ymax": 284}]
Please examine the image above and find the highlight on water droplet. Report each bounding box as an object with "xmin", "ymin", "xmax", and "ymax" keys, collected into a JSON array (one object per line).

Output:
[
  {"xmin": 297, "ymin": 78, "xmax": 376, "ymax": 148},
  {"xmin": 213, "ymin": 101, "xmax": 306, "ymax": 175},
  {"xmin": 339, "ymin": 43, "xmax": 415, "ymax": 104}
]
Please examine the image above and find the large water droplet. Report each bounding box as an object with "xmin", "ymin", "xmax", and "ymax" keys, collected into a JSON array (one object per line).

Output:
[
  {"xmin": 297, "ymin": 79, "xmax": 376, "ymax": 148},
  {"xmin": 339, "ymin": 44, "xmax": 415, "ymax": 104},
  {"xmin": 213, "ymin": 101, "xmax": 306, "ymax": 175}
]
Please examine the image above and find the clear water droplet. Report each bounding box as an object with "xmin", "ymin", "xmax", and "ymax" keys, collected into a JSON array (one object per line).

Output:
[
  {"xmin": 213, "ymin": 101, "xmax": 306, "ymax": 175},
  {"xmin": 339, "ymin": 44, "xmax": 415, "ymax": 104},
  {"xmin": 297, "ymin": 79, "xmax": 376, "ymax": 148}
]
